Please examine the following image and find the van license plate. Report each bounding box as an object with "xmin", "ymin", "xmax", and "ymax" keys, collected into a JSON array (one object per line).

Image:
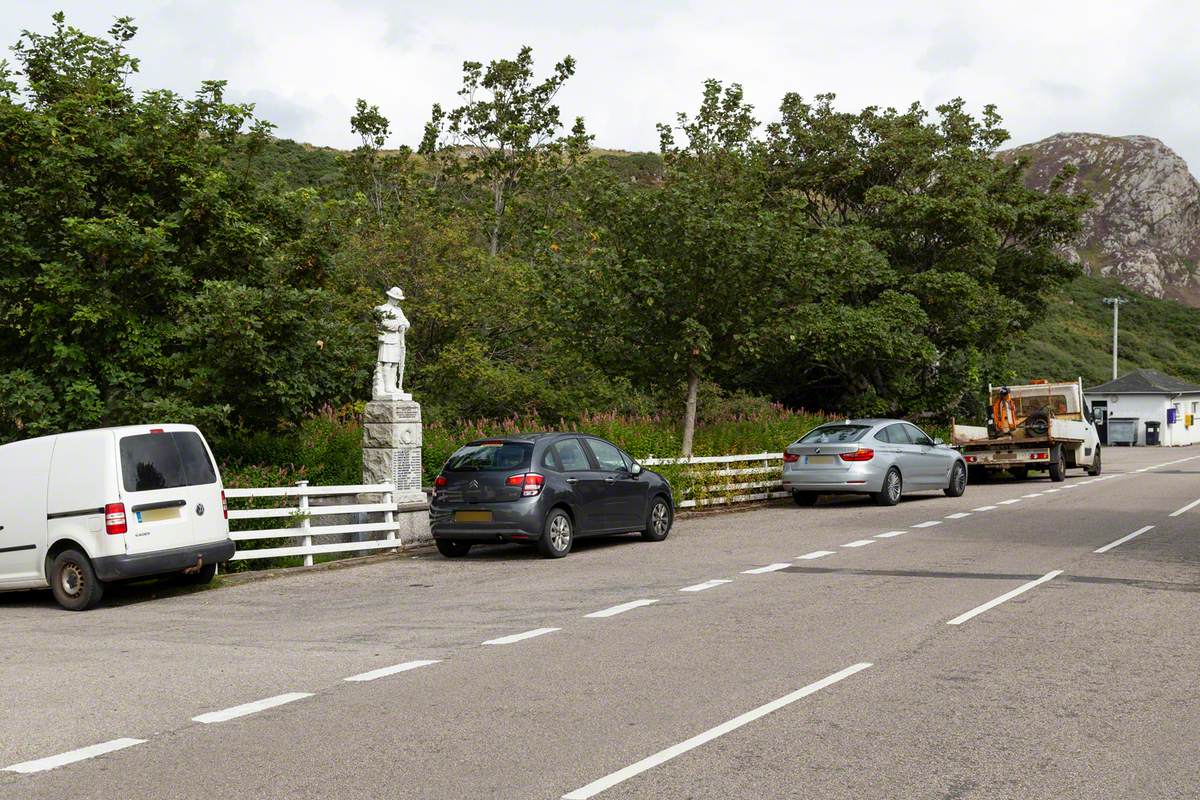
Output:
[
  {"xmin": 136, "ymin": 507, "xmax": 181, "ymax": 523},
  {"xmin": 804, "ymin": 456, "xmax": 835, "ymax": 465},
  {"xmin": 455, "ymin": 510, "xmax": 493, "ymax": 523}
]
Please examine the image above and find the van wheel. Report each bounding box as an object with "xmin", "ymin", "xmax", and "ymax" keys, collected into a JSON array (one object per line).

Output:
[
  {"xmin": 436, "ymin": 539, "xmax": 472, "ymax": 558},
  {"xmin": 1048, "ymin": 446, "xmax": 1067, "ymax": 482},
  {"xmin": 176, "ymin": 563, "xmax": 217, "ymax": 586},
  {"xmin": 1086, "ymin": 446, "xmax": 1102, "ymax": 476},
  {"xmin": 50, "ymin": 550, "xmax": 104, "ymax": 611}
]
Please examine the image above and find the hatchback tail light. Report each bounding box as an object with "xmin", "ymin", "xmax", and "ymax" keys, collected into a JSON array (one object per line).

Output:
[
  {"xmin": 839, "ymin": 448, "xmax": 875, "ymax": 462},
  {"xmin": 506, "ymin": 472, "xmax": 546, "ymax": 497},
  {"xmin": 104, "ymin": 502, "xmax": 127, "ymax": 535},
  {"xmin": 432, "ymin": 475, "xmax": 448, "ymax": 497},
  {"xmin": 783, "ymin": 452, "xmax": 800, "ymax": 463}
]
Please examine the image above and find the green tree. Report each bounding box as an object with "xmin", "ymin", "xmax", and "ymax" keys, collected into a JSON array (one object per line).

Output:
[
  {"xmin": 0, "ymin": 13, "xmax": 372, "ymax": 440},
  {"xmin": 419, "ymin": 46, "xmax": 590, "ymax": 256}
]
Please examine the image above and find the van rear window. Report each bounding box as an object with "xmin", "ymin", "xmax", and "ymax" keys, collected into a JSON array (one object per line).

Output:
[
  {"xmin": 445, "ymin": 442, "xmax": 532, "ymax": 472},
  {"xmin": 120, "ymin": 431, "xmax": 217, "ymax": 492}
]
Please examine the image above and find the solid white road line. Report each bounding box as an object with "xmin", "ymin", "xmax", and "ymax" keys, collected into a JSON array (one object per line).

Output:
[
  {"xmin": 874, "ymin": 531, "xmax": 907, "ymax": 538},
  {"xmin": 841, "ymin": 539, "xmax": 875, "ymax": 548},
  {"xmin": 344, "ymin": 659, "xmax": 441, "ymax": 682},
  {"xmin": 797, "ymin": 550, "xmax": 836, "ymax": 559},
  {"xmin": 1169, "ymin": 497, "xmax": 1200, "ymax": 518},
  {"xmin": 1022, "ymin": 493, "xmax": 1044, "ymax": 498},
  {"xmin": 912, "ymin": 520, "xmax": 941, "ymax": 528},
  {"xmin": 679, "ymin": 579, "xmax": 732, "ymax": 593},
  {"xmin": 192, "ymin": 693, "xmax": 313, "ymax": 724},
  {"xmin": 945, "ymin": 512, "xmax": 971, "ymax": 520},
  {"xmin": 1044, "ymin": 488, "xmax": 1061, "ymax": 493},
  {"xmin": 4, "ymin": 738, "xmax": 145, "ymax": 774},
  {"xmin": 482, "ymin": 627, "xmax": 560, "ymax": 646},
  {"xmin": 560, "ymin": 663, "xmax": 873, "ymax": 800},
  {"xmin": 998, "ymin": 499, "xmax": 1022, "ymax": 505},
  {"xmin": 742, "ymin": 563, "xmax": 792, "ymax": 574},
  {"xmin": 1094, "ymin": 525, "xmax": 1155, "ymax": 554},
  {"xmin": 947, "ymin": 570, "xmax": 1063, "ymax": 626},
  {"xmin": 972, "ymin": 505, "xmax": 998, "ymax": 511},
  {"xmin": 586, "ymin": 599, "xmax": 659, "ymax": 618},
  {"xmin": 1060, "ymin": 484, "xmax": 1078, "ymax": 490}
]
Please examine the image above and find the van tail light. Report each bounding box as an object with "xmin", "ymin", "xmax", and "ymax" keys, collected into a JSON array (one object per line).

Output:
[
  {"xmin": 506, "ymin": 472, "xmax": 545, "ymax": 497},
  {"xmin": 839, "ymin": 448, "xmax": 875, "ymax": 462},
  {"xmin": 221, "ymin": 490, "xmax": 228, "ymax": 519},
  {"xmin": 104, "ymin": 503, "xmax": 128, "ymax": 535},
  {"xmin": 783, "ymin": 452, "xmax": 800, "ymax": 463}
]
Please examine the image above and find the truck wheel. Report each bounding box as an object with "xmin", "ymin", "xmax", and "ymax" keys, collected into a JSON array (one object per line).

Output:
[
  {"xmin": 50, "ymin": 549, "xmax": 105, "ymax": 611},
  {"xmin": 944, "ymin": 462, "xmax": 967, "ymax": 497},
  {"xmin": 1086, "ymin": 446, "xmax": 1102, "ymax": 476},
  {"xmin": 1009, "ymin": 467, "xmax": 1029, "ymax": 480},
  {"xmin": 967, "ymin": 466, "xmax": 990, "ymax": 483},
  {"xmin": 1048, "ymin": 446, "xmax": 1067, "ymax": 482},
  {"xmin": 872, "ymin": 468, "xmax": 902, "ymax": 506}
]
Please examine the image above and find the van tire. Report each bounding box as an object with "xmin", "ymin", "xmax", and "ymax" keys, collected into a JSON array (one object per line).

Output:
[
  {"xmin": 50, "ymin": 549, "xmax": 104, "ymax": 611},
  {"xmin": 177, "ymin": 563, "xmax": 217, "ymax": 586},
  {"xmin": 1048, "ymin": 446, "xmax": 1067, "ymax": 482},
  {"xmin": 1086, "ymin": 446, "xmax": 1102, "ymax": 476}
]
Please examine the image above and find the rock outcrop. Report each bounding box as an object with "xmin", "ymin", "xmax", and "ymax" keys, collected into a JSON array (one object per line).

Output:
[{"xmin": 1006, "ymin": 133, "xmax": 1200, "ymax": 306}]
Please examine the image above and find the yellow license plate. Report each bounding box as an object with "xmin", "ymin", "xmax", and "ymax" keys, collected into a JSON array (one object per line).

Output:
[
  {"xmin": 455, "ymin": 510, "xmax": 493, "ymax": 523},
  {"xmin": 804, "ymin": 455, "xmax": 835, "ymax": 465},
  {"xmin": 138, "ymin": 507, "xmax": 181, "ymax": 523}
]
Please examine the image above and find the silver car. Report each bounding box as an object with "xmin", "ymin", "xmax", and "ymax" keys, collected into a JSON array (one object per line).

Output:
[{"xmin": 781, "ymin": 419, "xmax": 967, "ymax": 507}]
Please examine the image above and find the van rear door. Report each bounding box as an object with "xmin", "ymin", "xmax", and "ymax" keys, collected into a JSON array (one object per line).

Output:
[{"xmin": 117, "ymin": 429, "xmax": 221, "ymax": 553}]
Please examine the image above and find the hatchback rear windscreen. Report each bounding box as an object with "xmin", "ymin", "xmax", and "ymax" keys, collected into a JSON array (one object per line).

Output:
[
  {"xmin": 120, "ymin": 431, "xmax": 217, "ymax": 492},
  {"xmin": 445, "ymin": 442, "xmax": 533, "ymax": 472},
  {"xmin": 797, "ymin": 425, "xmax": 870, "ymax": 444}
]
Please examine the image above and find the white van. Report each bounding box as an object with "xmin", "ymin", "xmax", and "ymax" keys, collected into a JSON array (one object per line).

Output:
[{"xmin": 0, "ymin": 424, "xmax": 235, "ymax": 610}]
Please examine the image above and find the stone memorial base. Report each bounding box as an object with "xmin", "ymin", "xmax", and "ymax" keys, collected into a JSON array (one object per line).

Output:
[{"xmin": 363, "ymin": 398, "xmax": 427, "ymax": 507}]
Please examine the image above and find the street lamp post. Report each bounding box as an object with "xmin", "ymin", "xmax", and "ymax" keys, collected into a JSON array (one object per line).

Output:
[{"xmin": 1102, "ymin": 296, "xmax": 1127, "ymax": 380}]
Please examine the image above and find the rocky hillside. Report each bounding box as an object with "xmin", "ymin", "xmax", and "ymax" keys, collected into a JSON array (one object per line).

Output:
[{"xmin": 1007, "ymin": 133, "xmax": 1200, "ymax": 306}]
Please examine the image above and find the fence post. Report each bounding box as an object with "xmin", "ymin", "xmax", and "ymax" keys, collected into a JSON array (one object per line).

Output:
[
  {"xmin": 384, "ymin": 484, "xmax": 399, "ymax": 551},
  {"xmin": 297, "ymin": 480, "xmax": 312, "ymax": 567}
]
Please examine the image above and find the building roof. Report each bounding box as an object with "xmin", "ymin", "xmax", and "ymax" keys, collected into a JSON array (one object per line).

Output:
[{"xmin": 1086, "ymin": 368, "xmax": 1200, "ymax": 395}]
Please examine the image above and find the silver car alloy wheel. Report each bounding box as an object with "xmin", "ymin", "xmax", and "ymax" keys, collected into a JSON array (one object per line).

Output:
[
  {"xmin": 887, "ymin": 471, "xmax": 901, "ymax": 502},
  {"xmin": 549, "ymin": 514, "xmax": 571, "ymax": 551},
  {"xmin": 651, "ymin": 502, "xmax": 669, "ymax": 536},
  {"xmin": 953, "ymin": 464, "xmax": 966, "ymax": 493}
]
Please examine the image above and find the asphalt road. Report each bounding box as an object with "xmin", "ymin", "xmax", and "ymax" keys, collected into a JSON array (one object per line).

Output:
[{"xmin": 2, "ymin": 446, "xmax": 1198, "ymax": 799}]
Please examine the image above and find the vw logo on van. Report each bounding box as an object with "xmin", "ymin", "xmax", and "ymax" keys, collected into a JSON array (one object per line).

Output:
[{"xmin": 195, "ymin": 503, "xmax": 205, "ymax": 516}]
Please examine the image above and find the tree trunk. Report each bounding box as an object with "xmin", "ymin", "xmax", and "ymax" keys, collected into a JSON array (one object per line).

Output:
[
  {"xmin": 681, "ymin": 364, "xmax": 700, "ymax": 457},
  {"xmin": 489, "ymin": 181, "xmax": 504, "ymax": 257}
]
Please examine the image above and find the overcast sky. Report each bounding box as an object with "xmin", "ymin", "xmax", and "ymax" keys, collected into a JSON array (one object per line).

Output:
[{"xmin": 4, "ymin": 1, "xmax": 1198, "ymax": 169}]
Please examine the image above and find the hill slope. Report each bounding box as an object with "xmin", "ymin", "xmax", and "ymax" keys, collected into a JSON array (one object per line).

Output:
[{"xmin": 1007, "ymin": 275, "xmax": 1200, "ymax": 387}]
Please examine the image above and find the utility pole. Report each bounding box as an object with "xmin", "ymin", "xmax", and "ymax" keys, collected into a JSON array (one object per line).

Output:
[{"xmin": 1103, "ymin": 296, "xmax": 1127, "ymax": 380}]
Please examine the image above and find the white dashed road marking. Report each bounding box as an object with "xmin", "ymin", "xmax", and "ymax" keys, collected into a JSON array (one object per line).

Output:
[
  {"xmin": 912, "ymin": 520, "xmax": 941, "ymax": 528},
  {"xmin": 797, "ymin": 550, "xmax": 836, "ymax": 559},
  {"xmin": 482, "ymin": 628, "xmax": 560, "ymax": 646},
  {"xmin": 560, "ymin": 663, "xmax": 873, "ymax": 800},
  {"xmin": 680, "ymin": 579, "xmax": 732, "ymax": 593},
  {"xmin": 874, "ymin": 531, "xmax": 906, "ymax": 538},
  {"xmin": 742, "ymin": 563, "xmax": 792, "ymax": 574},
  {"xmin": 586, "ymin": 599, "xmax": 659, "ymax": 618},
  {"xmin": 973, "ymin": 505, "xmax": 998, "ymax": 512},
  {"xmin": 1170, "ymin": 497, "xmax": 1200, "ymax": 518},
  {"xmin": 945, "ymin": 512, "xmax": 971, "ymax": 519},
  {"xmin": 998, "ymin": 499, "xmax": 1021, "ymax": 505},
  {"xmin": 344, "ymin": 660, "xmax": 441, "ymax": 682},
  {"xmin": 192, "ymin": 693, "xmax": 313, "ymax": 724},
  {"xmin": 4, "ymin": 738, "xmax": 145, "ymax": 774},
  {"xmin": 947, "ymin": 570, "xmax": 1063, "ymax": 626},
  {"xmin": 1023, "ymin": 493, "xmax": 1044, "ymax": 498},
  {"xmin": 842, "ymin": 540, "xmax": 875, "ymax": 548},
  {"xmin": 1094, "ymin": 525, "xmax": 1155, "ymax": 554}
]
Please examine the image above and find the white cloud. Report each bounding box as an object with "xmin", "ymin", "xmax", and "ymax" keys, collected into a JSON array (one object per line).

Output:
[{"xmin": 3, "ymin": 0, "xmax": 1199, "ymax": 170}]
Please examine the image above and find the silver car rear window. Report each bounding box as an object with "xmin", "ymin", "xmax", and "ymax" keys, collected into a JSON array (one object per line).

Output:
[{"xmin": 797, "ymin": 425, "xmax": 870, "ymax": 444}]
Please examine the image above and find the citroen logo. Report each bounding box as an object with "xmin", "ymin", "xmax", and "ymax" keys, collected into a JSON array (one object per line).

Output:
[{"xmin": 469, "ymin": 480, "xmax": 479, "ymax": 489}]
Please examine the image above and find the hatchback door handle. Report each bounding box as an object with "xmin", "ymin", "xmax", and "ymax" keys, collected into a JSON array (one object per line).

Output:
[
  {"xmin": 566, "ymin": 477, "xmax": 579, "ymax": 484},
  {"xmin": 604, "ymin": 477, "xmax": 616, "ymax": 483}
]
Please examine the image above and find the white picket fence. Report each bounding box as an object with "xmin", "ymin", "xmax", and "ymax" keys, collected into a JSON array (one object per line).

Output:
[
  {"xmin": 641, "ymin": 452, "xmax": 787, "ymax": 509},
  {"xmin": 224, "ymin": 481, "xmax": 403, "ymax": 566}
]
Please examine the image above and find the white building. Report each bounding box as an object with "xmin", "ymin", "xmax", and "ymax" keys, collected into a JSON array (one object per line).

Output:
[{"xmin": 1085, "ymin": 368, "xmax": 1200, "ymax": 447}]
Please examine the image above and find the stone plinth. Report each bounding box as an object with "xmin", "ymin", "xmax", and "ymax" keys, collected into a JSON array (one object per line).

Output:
[{"xmin": 363, "ymin": 399, "xmax": 426, "ymax": 505}]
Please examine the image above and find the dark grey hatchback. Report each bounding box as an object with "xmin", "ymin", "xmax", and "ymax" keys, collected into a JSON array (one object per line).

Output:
[{"xmin": 429, "ymin": 433, "xmax": 674, "ymax": 558}]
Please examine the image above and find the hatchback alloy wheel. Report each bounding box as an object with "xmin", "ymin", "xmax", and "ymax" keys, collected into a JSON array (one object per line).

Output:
[
  {"xmin": 539, "ymin": 509, "xmax": 573, "ymax": 558},
  {"xmin": 642, "ymin": 498, "xmax": 672, "ymax": 541}
]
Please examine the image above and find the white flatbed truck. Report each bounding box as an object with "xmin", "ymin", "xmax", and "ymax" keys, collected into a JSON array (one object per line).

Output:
[{"xmin": 951, "ymin": 379, "xmax": 1102, "ymax": 481}]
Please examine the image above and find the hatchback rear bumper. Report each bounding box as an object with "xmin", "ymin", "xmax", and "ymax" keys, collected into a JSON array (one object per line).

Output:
[
  {"xmin": 93, "ymin": 539, "xmax": 236, "ymax": 581},
  {"xmin": 429, "ymin": 497, "xmax": 546, "ymax": 542}
]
